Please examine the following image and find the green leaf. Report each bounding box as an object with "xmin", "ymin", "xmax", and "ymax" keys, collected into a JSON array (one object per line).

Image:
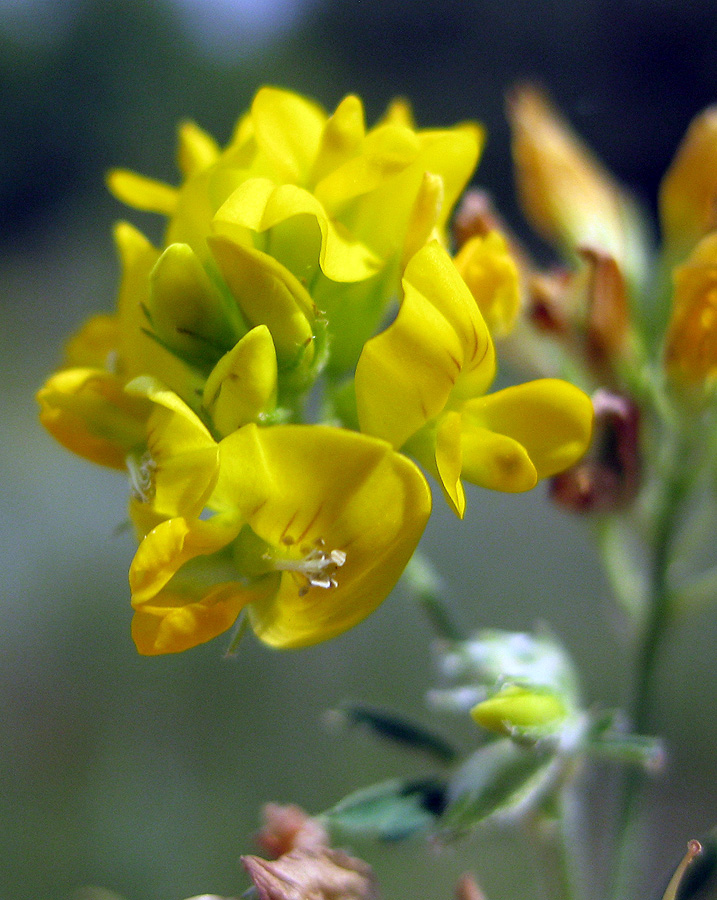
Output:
[
  {"xmin": 321, "ymin": 777, "xmax": 447, "ymax": 841},
  {"xmin": 440, "ymin": 739, "xmax": 555, "ymax": 837},
  {"xmin": 330, "ymin": 702, "xmax": 458, "ymax": 763}
]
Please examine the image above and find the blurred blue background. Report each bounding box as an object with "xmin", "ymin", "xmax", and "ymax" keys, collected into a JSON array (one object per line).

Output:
[{"xmin": 1, "ymin": 2, "xmax": 717, "ymax": 898}]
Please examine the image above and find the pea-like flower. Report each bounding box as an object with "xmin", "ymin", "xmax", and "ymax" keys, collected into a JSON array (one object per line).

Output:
[
  {"xmin": 129, "ymin": 424, "xmax": 431, "ymax": 654},
  {"xmin": 355, "ymin": 242, "xmax": 594, "ymax": 517},
  {"xmin": 108, "ymin": 86, "xmax": 482, "ymax": 376}
]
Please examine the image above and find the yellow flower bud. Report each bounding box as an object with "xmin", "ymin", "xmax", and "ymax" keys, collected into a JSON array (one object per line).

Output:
[
  {"xmin": 664, "ymin": 231, "xmax": 717, "ymax": 386},
  {"xmin": 508, "ymin": 85, "xmax": 630, "ymax": 267},
  {"xmin": 453, "ymin": 231, "xmax": 521, "ymax": 337},
  {"xmin": 659, "ymin": 106, "xmax": 717, "ymax": 262},
  {"xmin": 470, "ymin": 685, "xmax": 567, "ymax": 737}
]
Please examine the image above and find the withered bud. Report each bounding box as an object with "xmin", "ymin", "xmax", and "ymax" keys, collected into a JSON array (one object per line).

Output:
[
  {"xmin": 578, "ymin": 246, "xmax": 631, "ymax": 378},
  {"xmin": 453, "ymin": 189, "xmax": 507, "ymax": 249},
  {"xmin": 550, "ymin": 389, "xmax": 640, "ymax": 513},
  {"xmin": 255, "ymin": 803, "xmax": 329, "ymax": 858},
  {"xmin": 526, "ymin": 267, "xmax": 574, "ymax": 336},
  {"xmin": 452, "ymin": 190, "xmax": 531, "ymax": 271},
  {"xmin": 242, "ymin": 848, "xmax": 380, "ymax": 900},
  {"xmin": 455, "ymin": 874, "xmax": 487, "ymax": 900}
]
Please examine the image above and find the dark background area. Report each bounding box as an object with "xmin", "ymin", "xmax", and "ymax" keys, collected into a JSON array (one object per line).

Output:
[{"xmin": 1, "ymin": 2, "xmax": 716, "ymax": 899}]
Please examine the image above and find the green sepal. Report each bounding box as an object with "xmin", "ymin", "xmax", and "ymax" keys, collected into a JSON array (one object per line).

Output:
[
  {"xmin": 440, "ymin": 738, "xmax": 555, "ymax": 838},
  {"xmin": 146, "ymin": 243, "xmax": 244, "ymax": 369},
  {"xmin": 330, "ymin": 702, "xmax": 458, "ymax": 764},
  {"xmin": 321, "ymin": 776, "xmax": 447, "ymax": 842},
  {"xmin": 584, "ymin": 711, "xmax": 664, "ymax": 770}
]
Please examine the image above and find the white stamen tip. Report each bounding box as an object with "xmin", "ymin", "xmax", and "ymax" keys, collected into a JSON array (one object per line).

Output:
[{"xmin": 272, "ymin": 538, "xmax": 347, "ymax": 593}]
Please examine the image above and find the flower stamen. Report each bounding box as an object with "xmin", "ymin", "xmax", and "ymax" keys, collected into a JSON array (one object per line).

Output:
[
  {"xmin": 127, "ymin": 450, "xmax": 156, "ymax": 503},
  {"xmin": 267, "ymin": 538, "xmax": 347, "ymax": 595}
]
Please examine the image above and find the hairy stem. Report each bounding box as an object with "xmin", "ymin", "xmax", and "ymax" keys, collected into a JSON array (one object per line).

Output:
[{"xmin": 612, "ymin": 425, "xmax": 694, "ymax": 900}]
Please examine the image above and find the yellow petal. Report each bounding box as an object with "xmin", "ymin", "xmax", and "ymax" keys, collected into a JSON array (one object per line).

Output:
[
  {"xmin": 405, "ymin": 411, "xmax": 466, "ymax": 518},
  {"xmin": 460, "ymin": 420, "xmax": 538, "ymax": 493},
  {"xmin": 177, "ymin": 119, "xmax": 220, "ymax": 178},
  {"xmin": 314, "ymin": 122, "xmax": 421, "ymax": 214},
  {"xmin": 113, "ymin": 222, "xmax": 201, "ymax": 399},
  {"xmin": 401, "ymin": 171, "xmax": 445, "ymax": 268},
  {"xmin": 471, "ymin": 685, "xmax": 566, "ymax": 737},
  {"xmin": 380, "ymin": 97, "xmax": 414, "ymax": 129},
  {"xmin": 318, "ymin": 124, "xmax": 481, "ymax": 259},
  {"xmin": 309, "ymin": 94, "xmax": 366, "ymax": 186},
  {"xmin": 208, "ymin": 234, "xmax": 315, "ymax": 372},
  {"xmin": 203, "ymin": 325, "xmax": 278, "ymax": 435},
  {"xmin": 251, "ymin": 86, "xmax": 326, "ymax": 184},
  {"xmin": 356, "ymin": 261, "xmax": 463, "ymax": 448},
  {"xmin": 125, "ymin": 376, "xmax": 219, "ymax": 518},
  {"xmin": 63, "ymin": 314, "xmax": 119, "ymax": 369},
  {"xmin": 147, "ymin": 242, "xmax": 243, "ymax": 365},
  {"xmin": 215, "ymin": 424, "xmax": 432, "ymax": 648},
  {"xmin": 130, "ymin": 514, "xmax": 243, "ymax": 605},
  {"xmin": 462, "ymin": 378, "xmax": 594, "ymax": 483},
  {"xmin": 106, "ymin": 169, "xmax": 178, "ymax": 215},
  {"xmin": 213, "ymin": 177, "xmax": 381, "ymax": 283},
  {"xmin": 132, "ymin": 580, "xmax": 255, "ymax": 655},
  {"xmin": 435, "ymin": 412, "xmax": 466, "ymax": 518},
  {"xmin": 37, "ymin": 368, "xmax": 150, "ymax": 469},
  {"xmin": 659, "ymin": 106, "xmax": 717, "ymax": 261},
  {"xmin": 453, "ymin": 231, "xmax": 521, "ymax": 337},
  {"xmin": 664, "ymin": 231, "xmax": 717, "ymax": 385},
  {"xmin": 356, "ymin": 242, "xmax": 494, "ymax": 449}
]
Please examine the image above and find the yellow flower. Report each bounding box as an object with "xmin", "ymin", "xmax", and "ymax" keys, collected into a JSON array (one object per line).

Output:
[
  {"xmin": 508, "ymin": 85, "xmax": 631, "ymax": 266},
  {"xmin": 663, "ymin": 232, "xmax": 717, "ymax": 386},
  {"xmin": 37, "ymin": 368, "xmax": 150, "ymax": 470},
  {"xmin": 130, "ymin": 424, "xmax": 431, "ymax": 654},
  {"xmin": 508, "ymin": 85, "xmax": 648, "ymax": 299},
  {"xmin": 108, "ymin": 86, "xmax": 482, "ymax": 374},
  {"xmin": 355, "ymin": 242, "xmax": 593, "ymax": 517},
  {"xmin": 659, "ymin": 105, "xmax": 717, "ymax": 263},
  {"xmin": 453, "ymin": 230, "xmax": 521, "ymax": 336},
  {"xmin": 124, "ymin": 377, "xmax": 220, "ymax": 525},
  {"xmin": 40, "ymin": 88, "xmax": 484, "ymax": 475}
]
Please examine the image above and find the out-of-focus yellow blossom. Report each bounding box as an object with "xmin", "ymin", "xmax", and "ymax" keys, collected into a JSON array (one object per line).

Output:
[
  {"xmin": 129, "ymin": 424, "xmax": 431, "ymax": 654},
  {"xmin": 660, "ymin": 113, "xmax": 717, "ymax": 390},
  {"xmin": 659, "ymin": 106, "xmax": 717, "ymax": 263},
  {"xmin": 663, "ymin": 232, "xmax": 717, "ymax": 386},
  {"xmin": 355, "ymin": 242, "xmax": 594, "ymax": 517},
  {"xmin": 453, "ymin": 231, "xmax": 521, "ymax": 336},
  {"xmin": 508, "ymin": 86, "xmax": 649, "ymax": 290}
]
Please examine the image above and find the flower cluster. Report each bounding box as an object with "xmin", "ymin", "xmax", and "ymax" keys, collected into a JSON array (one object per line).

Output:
[
  {"xmin": 38, "ymin": 87, "xmax": 592, "ymax": 655},
  {"xmin": 495, "ymin": 87, "xmax": 717, "ymax": 516}
]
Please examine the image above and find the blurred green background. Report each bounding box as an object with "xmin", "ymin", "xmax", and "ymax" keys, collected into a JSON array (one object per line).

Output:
[{"xmin": 2, "ymin": 1, "xmax": 717, "ymax": 898}]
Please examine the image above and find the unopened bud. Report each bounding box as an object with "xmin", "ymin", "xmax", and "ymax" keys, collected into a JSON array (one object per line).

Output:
[{"xmin": 470, "ymin": 685, "xmax": 567, "ymax": 738}]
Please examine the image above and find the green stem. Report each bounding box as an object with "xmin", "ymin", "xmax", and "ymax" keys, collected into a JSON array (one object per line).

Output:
[
  {"xmin": 612, "ymin": 426, "xmax": 694, "ymax": 900},
  {"xmin": 528, "ymin": 807, "xmax": 580, "ymax": 900}
]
